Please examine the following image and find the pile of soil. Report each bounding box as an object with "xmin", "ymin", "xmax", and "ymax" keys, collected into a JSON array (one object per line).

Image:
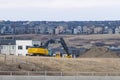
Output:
[{"xmin": 79, "ymin": 47, "xmax": 119, "ymax": 58}]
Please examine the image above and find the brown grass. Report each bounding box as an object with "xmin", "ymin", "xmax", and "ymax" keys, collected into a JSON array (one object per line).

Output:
[{"xmin": 0, "ymin": 55, "xmax": 120, "ymax": 73}]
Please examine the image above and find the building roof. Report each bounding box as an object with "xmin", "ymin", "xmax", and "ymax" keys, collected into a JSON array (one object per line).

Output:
[
  {"xmin": 0, "ymin": 39, "xmax": 16, "ymax": 45},
  {"xmin": 0, "ymin": 39, "xmax": 40, "ymax": 45}
]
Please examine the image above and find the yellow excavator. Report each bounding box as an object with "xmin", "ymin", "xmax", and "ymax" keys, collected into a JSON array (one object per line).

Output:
[
  {"xmin": 27, "ymin": 38, "xmax": 72, "ymax": 58},
  {"xmin": 28, "ymin": 39, "xmax": 54, "ymax": 56}
]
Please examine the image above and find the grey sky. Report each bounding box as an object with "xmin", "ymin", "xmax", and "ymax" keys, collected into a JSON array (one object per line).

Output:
[{"xmin": 0, "ymin": 0, "xmax": 120, "ymax": 21}]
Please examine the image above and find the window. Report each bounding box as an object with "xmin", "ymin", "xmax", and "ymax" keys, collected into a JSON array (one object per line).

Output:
[
  {"xmin": 12, "ymin": 46, "xmax": 14, "ymax": 49},
  {"xmin": 3, "ymin": 46, "xmax": 6, "ymax": 49},
  {"xmin": 0, "ymin": 46, "xmax": 3, "ymax": 49},
  {"xmin": 26, "ymin": 46, "xmax": 29, "ymax": 49},
  {"xmin": 18, "ymin": 46, "xmax": 23, "ymax": 50}
]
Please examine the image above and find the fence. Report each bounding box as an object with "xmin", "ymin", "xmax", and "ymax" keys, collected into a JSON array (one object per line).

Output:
[
  {"xmin": 1, "ymin": 55, "xmax": 120, "ymax": 76},
  {"xmin": 0, "ymin": 71, "xmax": 120, "ymax": 76}
]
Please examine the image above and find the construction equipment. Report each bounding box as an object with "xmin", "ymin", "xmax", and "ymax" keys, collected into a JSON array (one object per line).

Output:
[
  {"xmin": 55, "ymin": 52, "xmax": 61, "ymax": 58},
  {"xmin": 28, "ymin": 39, "xmax": 55, "ymax": 56},
  {"xmin": 59, "ymin": 38, "xmax": 72, "ymax": 58},
  {"xmin": 27, "ymin": 37, "xmax": 72, "ymax": 58}
]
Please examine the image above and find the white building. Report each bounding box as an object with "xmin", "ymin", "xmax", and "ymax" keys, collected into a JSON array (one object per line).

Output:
[
  {"xmin": 16, "ymin": 40, "xmax": 41, "ymax": 56},
  {"xmin": 72, "ymin": 28, "xmax": 78, "ymax": 34},
  {"xmin": 0, "ymin": 45, "xmax": 16, "ymax": 55},
  {"xmin": 0, "ymin": 39, "xmax": 16, "ymax": 55},
  {"xmin": 115, "ymin": 27, "xmax": 120, "ymax": 34},
  {"xmin": 0, "ymin": 39, "xmax": 41, "ymax": 56},
  {"xmin": 77, "ymin": 26, "xmax": 82, "ymax": 34}
]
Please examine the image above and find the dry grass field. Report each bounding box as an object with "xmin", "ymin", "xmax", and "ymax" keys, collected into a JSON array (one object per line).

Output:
[
  {"xmin": 1, "ymin": 34, "xmax": 120, "ymax": 40},
  {"xmin": 0, "ymin": 55, "xmax": 120, "ymax": 73},
  {"xmin": 1, "ymin": 34, "xmax": 120, "ymax": 47}
]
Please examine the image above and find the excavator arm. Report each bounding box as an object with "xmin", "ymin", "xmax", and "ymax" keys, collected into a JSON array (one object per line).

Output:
[
  {"xmin": 43, "ymin": 39, "xmax": 55, "ymax": 48},
  {"xmin": 59, "ymin": 37, "xmax": 72, "ymax": 58}
]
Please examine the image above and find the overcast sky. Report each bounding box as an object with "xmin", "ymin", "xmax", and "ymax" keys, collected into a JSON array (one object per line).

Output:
[{"xmin": 0, "ymin": 0, "xmax": 120, "ymax": 21}]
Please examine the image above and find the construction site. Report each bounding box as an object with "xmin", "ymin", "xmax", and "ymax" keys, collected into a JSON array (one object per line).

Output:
[{"xmin": 0, "ymin": 34, "xmax": 120, "ymax": 77}]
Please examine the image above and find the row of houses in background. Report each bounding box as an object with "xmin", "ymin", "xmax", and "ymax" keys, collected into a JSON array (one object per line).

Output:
[
  {"xmin": 72, "ymin": 26, "xmax": 120, "ymax": 34},
  {"xmin": 1, "ymin": 25, "xmax": 120, "ymax": 35}
]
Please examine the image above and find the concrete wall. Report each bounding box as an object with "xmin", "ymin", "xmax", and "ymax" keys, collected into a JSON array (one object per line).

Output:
[
  {"xmin": 0, "ymin": 76, "xmax": 120, "ymax": 80},
  {"xmin": 16, "ymin": 40, "xmax": 33, "ymax": 56}
]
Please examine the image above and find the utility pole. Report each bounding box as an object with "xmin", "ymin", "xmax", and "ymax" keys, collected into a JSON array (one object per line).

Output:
[{"xmin": 4, "ymin": 54, "xmax": 6, "ymax": 64}]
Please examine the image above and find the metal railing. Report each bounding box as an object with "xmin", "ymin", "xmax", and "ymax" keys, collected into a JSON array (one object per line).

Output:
[{"xmin": 0, "ymin": 71, "xmax": 120, "ymax": 76}]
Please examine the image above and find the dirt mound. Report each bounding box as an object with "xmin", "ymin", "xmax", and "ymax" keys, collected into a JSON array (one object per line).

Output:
[{"xmin": 79, "ymin": 47, "xmax": 119, "ymax": 58}]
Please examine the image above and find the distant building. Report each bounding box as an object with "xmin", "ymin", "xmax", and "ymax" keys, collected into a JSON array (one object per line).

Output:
[
  {"xmin": 77, "ymin": 26, "xmax": 82, "ymax": 34},
  {"xmin": 108, "ymin": 28, "xmax": 113, "ymax": 34},
  {"xmin": 53, "ymin": 27, "xmax": 60, "ymax": 34},
  {"xmin": 0, "ymin": 26, "xmax": 6, "ymax": 34},
  {"xmin": 86, "ymin": 28, "xmax": 93, "ymax": 34},
  {"xmin": 48, "ymin": 29, "xmax": 54, "ymax": 34},
  {"xmin": 15, "ymin": 27, "xmax": 25, "ymax": 34},
  {"xmin": 0, "ymin": 26, "xmax": 14, "ymax": 35},
  {"xmin": 72, "ymin": 28, "xmax": 78, "ymax": 34},
  {"xmin": 34, "ymin": 26, "xmax": 41, "ymax": 34},
  {"xmin": 57, "ymin": 26, "xmax": 64, "ymax": 34},
  {"xmin": 115, "ymin": 27, "xmax": 120, "ymax": 34},
  {"xmin": 65, "ymin": 29, "xmax": 72, "ymax": 34},
  {"xmin": 103, "ymin": 26, "xmax": 109, "ymax": 34},
  {"xmin": 55, "ymin": 28, "xmax": 60, "ymax": 34},
  {"xmin": 94, "ymin": 27, "xmax": 103, "ymax": 34},
  {"xmin": 82, "ymin": 26, "xmax": 88, "ymax": 34}
]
